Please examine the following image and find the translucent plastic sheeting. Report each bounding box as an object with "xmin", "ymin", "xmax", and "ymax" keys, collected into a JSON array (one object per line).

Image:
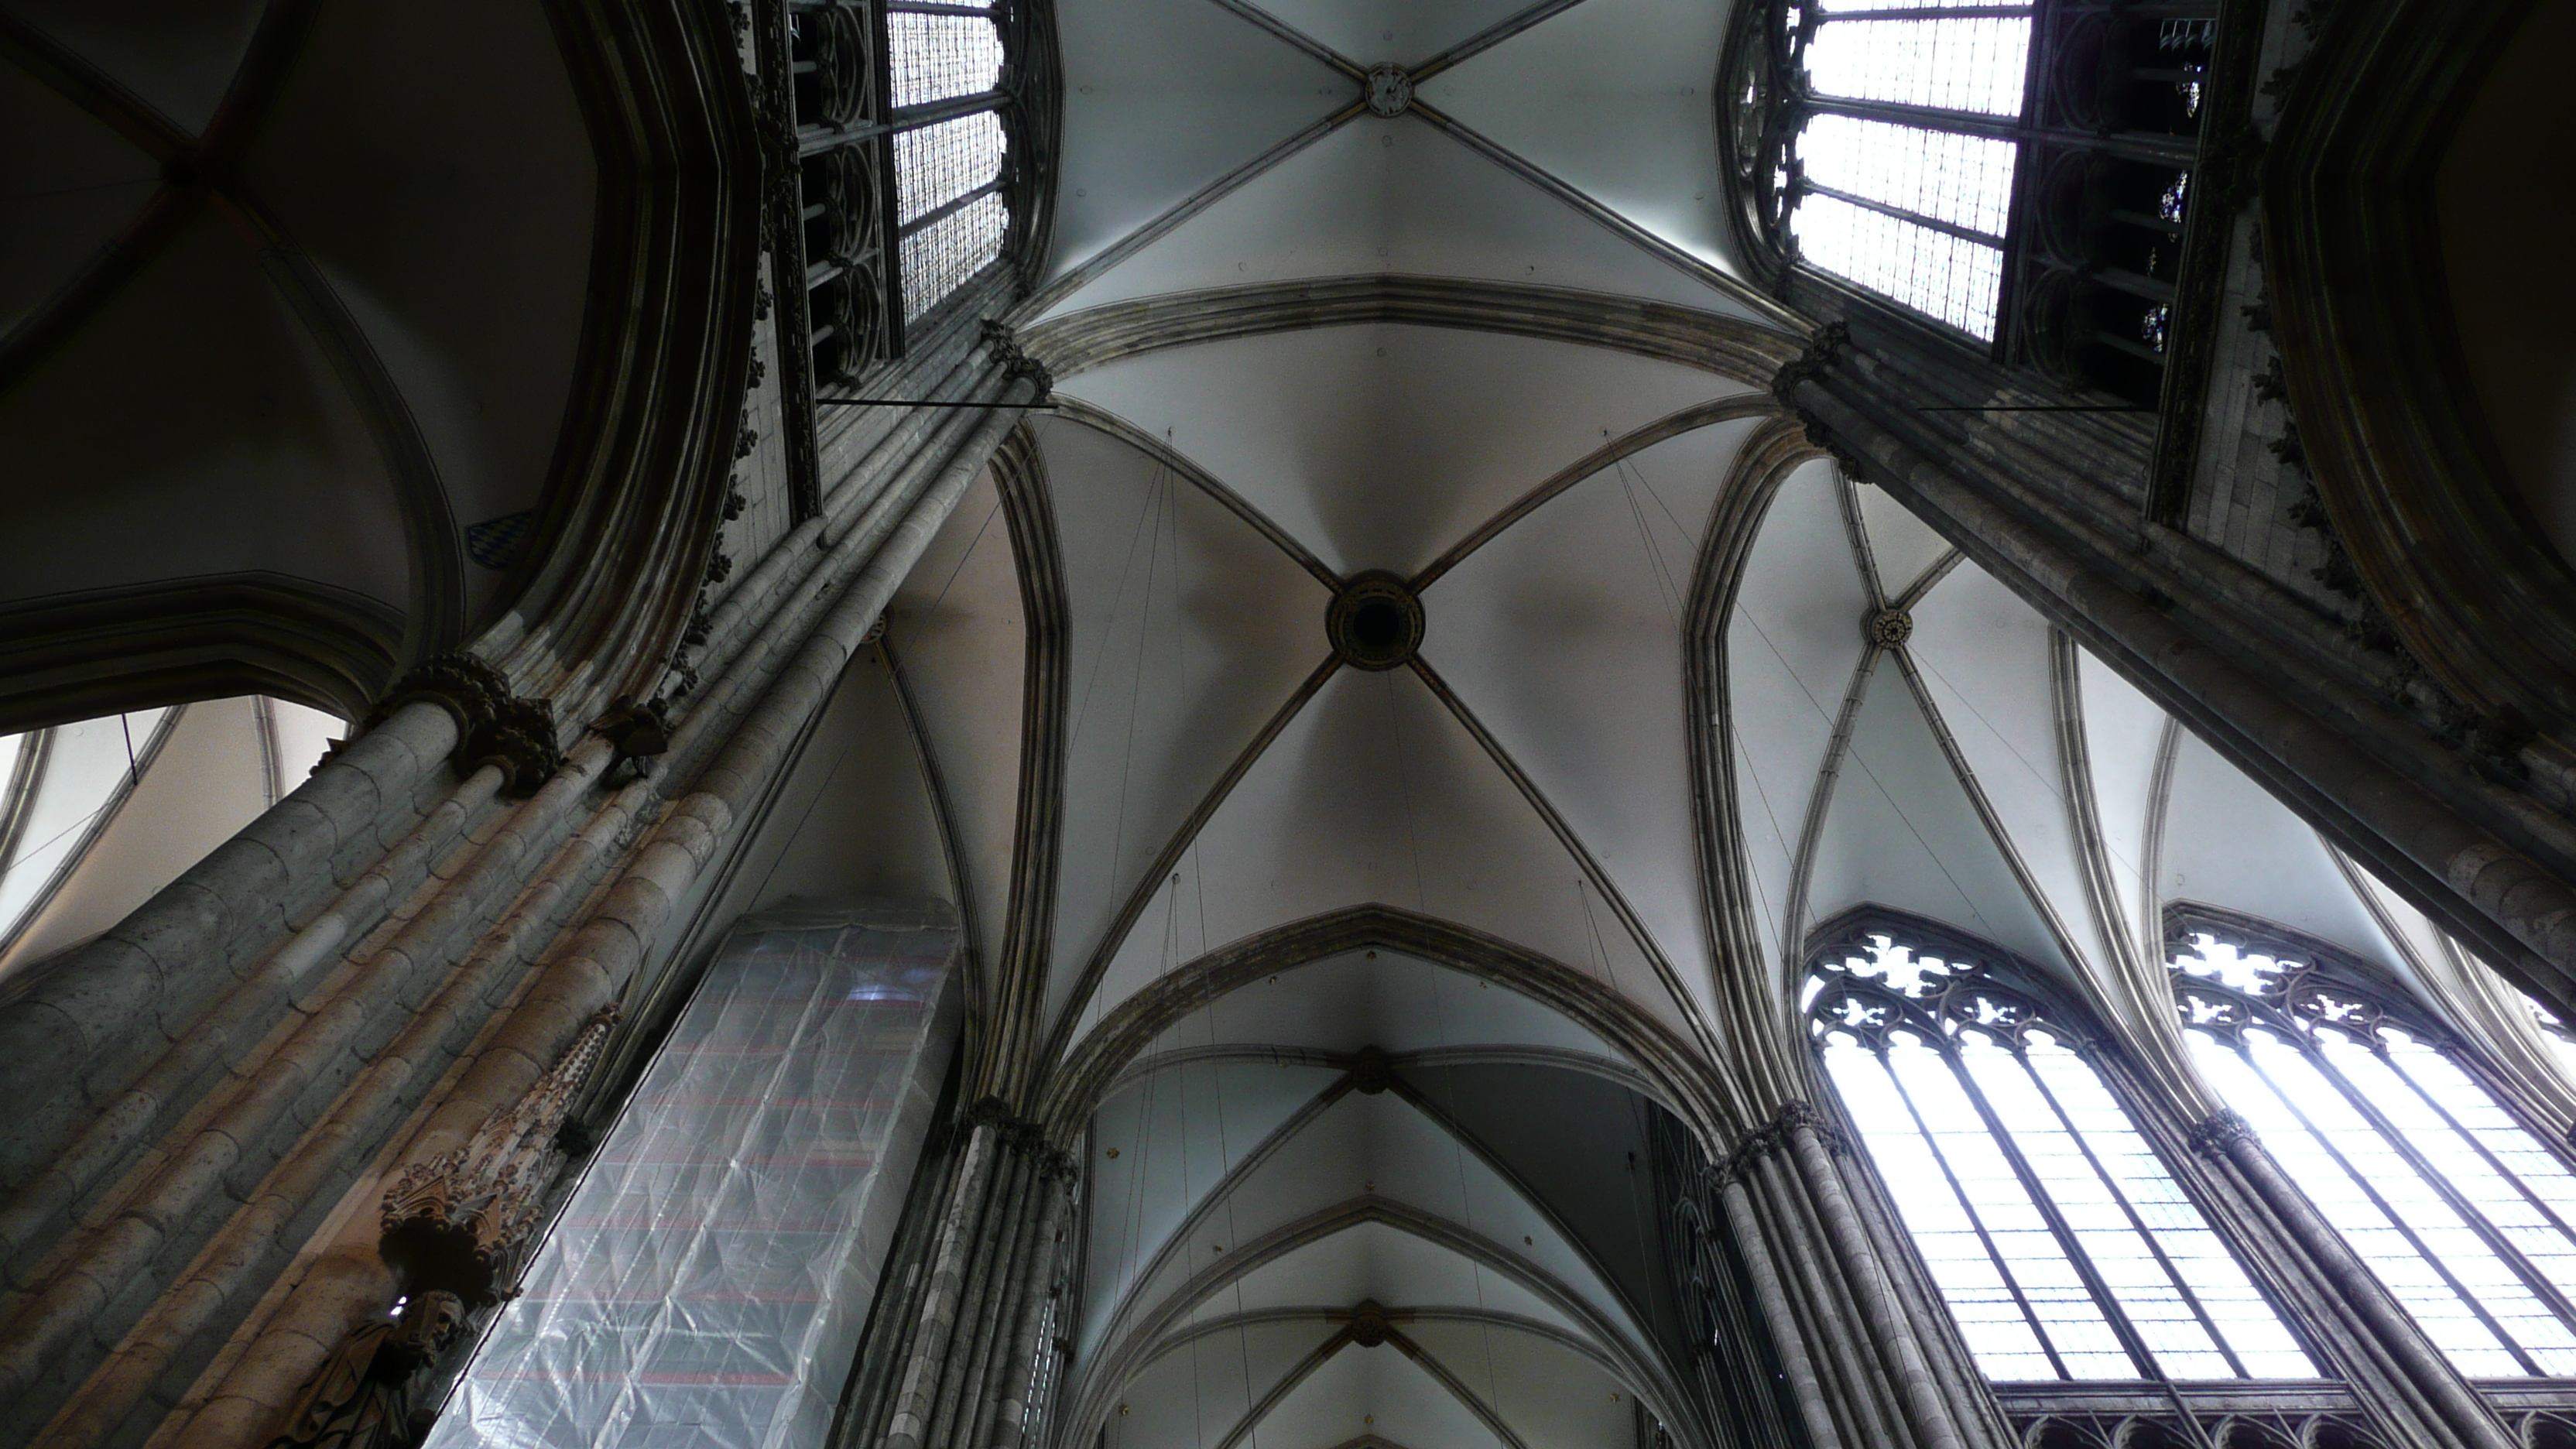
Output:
[{"xmin": 430, "ymin": 902, "xmax": 961, "ymax": 1449}]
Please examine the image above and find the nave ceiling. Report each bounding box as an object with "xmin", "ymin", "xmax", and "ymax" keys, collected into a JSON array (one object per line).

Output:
[{"xmin": 672, "ymin": 0, "xmax": 2576, "ymax": 1443}]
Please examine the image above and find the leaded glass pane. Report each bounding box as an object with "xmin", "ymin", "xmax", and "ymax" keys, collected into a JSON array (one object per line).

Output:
[
  {"xmin": 1791, "ymin": 194, "xmax": 2004, "ymax": 339},
  {"xmin": 1965, "ymin": 1033, "xmax": 2233, "ymax": 1377},
  {"xmin": 900, "ymin": 191, "xmax": 1006, "ymax": 320},
  {"xmin": 1814, "ymin": 935, "xmax": 2315, "ymax": 1386},
  {"xmin": 1798, "ymin": 114, "xmax": 2017, "ymax": 239},
  {"xmin": 2184, "ymin": 1026, "xmax": 2533, "ymax": 1375},
  {"xmin": 889, "ymin": 13, "xmax": 1005, "ymax": 108},
  {"xmin": 2175, "ymin": 933, "xmax": 2576, "ymax": 1376},
  {"xmin": 1804, "ymin": 17, "xmax": 2032, "ymax": 117},
  {"xmin": 894, "ymin": 111, "xmax": 1006, "ymax": 225},
  {"xmin": 2022, "ymin": 1043, "xmax": 2317, "ymax": 1377},
  {"xmin": 1891, "ymin": 1035, "xmax": 2135, "ymax": 1376},
  {"xmin": 1824, "ymin": 1037, "xmax": 2061, "ymax": 1379}
]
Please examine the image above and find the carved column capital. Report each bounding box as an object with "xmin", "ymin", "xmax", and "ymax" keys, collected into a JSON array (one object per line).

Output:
[
  {"xmin": 1718, "ymin": 1098, "xmax": 1845, "ymax": 1184},
  {"xmin": 1766, "ymin": 319, "xmax": 1849, "ymax": 406},
  {"xmin": 365, "ymin": 652, "xmax": 562, "ymax": 796},
  {"xmin": 981, "ymin": 319, "xmax": 1055, "ymax": 400},
  {"xmin": 2190, "ymin": 1107, "xmax": 2258, "ymax": 1159}
]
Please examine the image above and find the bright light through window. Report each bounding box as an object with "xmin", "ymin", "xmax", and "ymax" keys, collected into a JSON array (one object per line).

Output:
[
  {"xmin": 888, "ymin": 13, "xmax": 1004, "ymax": 108},
  {"xmin": 1793, "ymin": 195, "xmax": 2005, "ymax": 340},
  {"xmin": 2175, "ymin": 933, "xmax": 2576, "ymax": 1377},
  {"xmin": 1798, "ymin": 114, "xmax": 2017, "ymax": 238},
  {"xmin": 893, "ymin": 111, "xmax": 1007, "ymax": 226},
  {"xmin": 1814, "ymin": 934, "xmax": 2315, "ymax": 1382},
  {"xmin": 1783, "ymin": 9, "xmax": 2031, "ymax": 338},
  {"xmin": 1804, "ymin": 16, "xmax": 2033, "ymax": 117}
]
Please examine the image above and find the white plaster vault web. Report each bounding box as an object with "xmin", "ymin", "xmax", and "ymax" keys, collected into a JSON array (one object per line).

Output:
[{"xmin": 848, "ymin": 0, "xmax": 2562, "ymax": 1442}]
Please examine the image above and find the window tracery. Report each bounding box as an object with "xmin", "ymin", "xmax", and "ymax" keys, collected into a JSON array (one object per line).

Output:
[
  {"xmin": 783, "ymin": 0, "xmax": 1047, "ymax": 379},
  {"xmin": 1726, "ymin": 0, "xmax": 2218, "ymax": 399},
  {"xmin": 1806, "ymin": 925, "xmax": 2315, "ymax": 1385},
  {"xmin": 2170, "ymin": 918, "xmax": 2576, "ymax": 1379}
]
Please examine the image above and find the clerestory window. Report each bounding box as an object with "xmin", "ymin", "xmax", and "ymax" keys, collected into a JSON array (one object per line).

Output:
[
  {"xmin": 2173, "ymin": 923, "xmax": 2576, "ymax": 1377},
  {"xmin": 1807, "ymin": 927, "xmax": 2316, "ymax": 1382},
  {"xmin": 1776, "ymin": 7, "xmax": 2033, "ymax": 340},
  {"xmin": 785, "ymin": 0, "xmax": 1037, "ymax": 381},
  {"xmin": 1732, "ymin": 0, "xmax": 2218, "ymax": 398}
]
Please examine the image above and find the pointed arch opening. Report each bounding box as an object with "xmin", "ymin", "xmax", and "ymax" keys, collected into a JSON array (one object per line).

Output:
[{"xmin": 1804, "ymin": 909, "xmax": 2317, "ymax": 1384}]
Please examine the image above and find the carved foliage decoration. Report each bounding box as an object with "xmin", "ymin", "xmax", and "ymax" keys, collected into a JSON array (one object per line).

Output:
[
  {"xmin": 363, "ymin": 652, "xmax": 561, "ymax": 796},
  {"xmin": 379, "ymin": 1005, "xmax": 619, "ymax": 1309}
]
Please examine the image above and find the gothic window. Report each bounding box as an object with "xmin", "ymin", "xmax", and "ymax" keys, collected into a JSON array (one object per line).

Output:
[
  {"xmin": 784, "ymin": 0, "xmax": 1041, "ymax": 382},
  {"xmin": 1808, "ymin": 928, "xmax": 2316, "ymax": 1382},
  {"xmin": 2172, "ymin": 923, "xmax": 2576, "ymax": 1377},
  {"xmin": 1731, "ymin": 0, "xmax": 2218, "ymax": 399},
  {"xmin": 1773, "ymin": 6, "xmax": 2033, "ymax": 341}
]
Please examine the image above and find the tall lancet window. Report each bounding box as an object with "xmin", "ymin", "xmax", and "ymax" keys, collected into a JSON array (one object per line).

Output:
[
  {"xmin": 2174, "ymin": 923, "xmax": 2576, "ymax": 1377},
  {"xmin": 1773, "ymin": 2, "xmax": 2035, "ymax": 340},
  {"xmin": 1807, "ymin": 927, "xmax": 2316, "ymax": 1382}
]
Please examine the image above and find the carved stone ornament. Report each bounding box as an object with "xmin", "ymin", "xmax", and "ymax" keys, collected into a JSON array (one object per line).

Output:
[
  {"xmin": 1716, "ymin": 1098, "xmax": 1845, "ymax": 1184},
  {"xmin": 379, "ymin": 1005, "xmax": 618, "ymax": 1308},
  {"xmin": 2189, "ymin": 1107, "xmax": 2256, "ymax": 1159},
  {"xmin": 1325, "ymin": 572, "xmax": 1425, "ymax": 672},
  {"xmin": 981, "ymin": 318, "xmax": 1057, "ymax": 401},
  {"xmin": 1766, "ymin": 319, "xmax": 1850, "ymax": 406},
  {"xmin": 1363, "ymin": 64, "xmax": 1413, "ymax": 117},
  {"xmin": 1866, "ymin": 606, "xmax": 1913, "ymax": 649},
  {"xmin": 590, "ymin": 695, "xmax": 673, "ymax": 766},
  {"xmin": 361, "ymin": 653, "xmax": 514, "ymax": 737},
  {"xmin": 262, "ymin": 1290, "xmax": 465, "ymax": 1449},
  {"xmin": 363, "ymin": 652, "xmax": 562, "ymax": 796}
]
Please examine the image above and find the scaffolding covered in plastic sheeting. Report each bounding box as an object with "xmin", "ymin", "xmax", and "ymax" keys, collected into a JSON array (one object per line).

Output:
[{"xmin": 426, "ymin": 901, "xmax": 961, "ymax": 1449}]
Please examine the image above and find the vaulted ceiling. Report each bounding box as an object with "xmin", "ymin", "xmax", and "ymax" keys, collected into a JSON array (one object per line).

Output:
[
  {"xmin": 689, "ymin": 0, "xmax": 2572, "ymax": 1444},
  {"xmin": 0, "ymin": 0, "xmax": 599, "ymax": 721}
]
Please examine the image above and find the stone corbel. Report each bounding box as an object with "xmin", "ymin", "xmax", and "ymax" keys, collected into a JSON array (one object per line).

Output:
[{"xmin": 363, "ymin": 653, "xmax": 563, "ymax": 796}]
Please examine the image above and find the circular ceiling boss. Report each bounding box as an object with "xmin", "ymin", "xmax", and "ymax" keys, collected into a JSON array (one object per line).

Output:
[{"xmin": 1325, "ymin": 571, "xmax": 1425, "ymax": 670}]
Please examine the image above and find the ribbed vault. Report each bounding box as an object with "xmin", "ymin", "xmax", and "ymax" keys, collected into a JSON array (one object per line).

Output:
[{"xmin": 831, "ymin": 0, "xmax": 2576, "ymax": 1442}]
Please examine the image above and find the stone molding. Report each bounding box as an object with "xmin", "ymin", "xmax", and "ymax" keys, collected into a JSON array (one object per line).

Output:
[
  {"xmin": 1019, "ymin": 275, "xmax": 1810, "ymax": 387},
  {"xmin": 0, "ymin": 572, "xmax": 402, "ymax": 738}
]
